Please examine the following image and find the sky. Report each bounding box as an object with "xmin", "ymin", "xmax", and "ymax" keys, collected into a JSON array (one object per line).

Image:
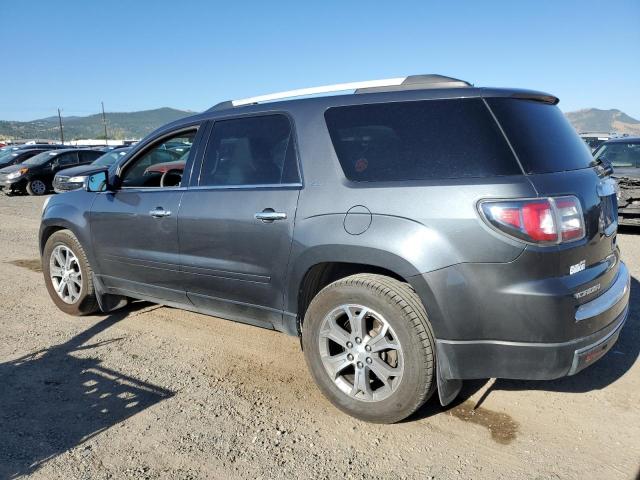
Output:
[{"xmin": 1, "ymin": 0, "xmax": 639, "ymax": 121}]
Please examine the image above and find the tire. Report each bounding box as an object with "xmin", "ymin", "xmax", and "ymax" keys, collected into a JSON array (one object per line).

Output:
[
  {"xmin": 26, "ymin": 178, "xmax": 47, "ymax": 196},
  {"xmin": 302, "ymin": 273, "xmax": 436, "ymax": 423},
  {"xmin": 42, "ymin": 229, "xmax": 99, "ymax": 315}
]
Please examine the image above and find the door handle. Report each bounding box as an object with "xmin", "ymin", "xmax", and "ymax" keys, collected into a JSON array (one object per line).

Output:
[
  {"xmin": 255, "ymin": 209, "xmax": 287, "ymax": 223},
  {"xmin": 149, "ymin": 207, "xmax": 172, "ymax": 218}
]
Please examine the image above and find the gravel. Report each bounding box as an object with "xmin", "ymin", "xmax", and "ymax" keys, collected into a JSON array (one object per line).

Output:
[{"xmin": 0, "ymin": 193, "xmax": 638, "ymax": 479}]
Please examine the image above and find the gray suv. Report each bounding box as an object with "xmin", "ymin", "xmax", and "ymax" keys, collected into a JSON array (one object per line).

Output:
[{"xmin": 39, "ymin": 75, "xmax": 630, "ymax": 423}]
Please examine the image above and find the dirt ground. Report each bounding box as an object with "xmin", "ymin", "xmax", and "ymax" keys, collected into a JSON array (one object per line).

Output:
[{"xmin": 0, "ymin": 193, "xmax": 638, "ymax": 480}]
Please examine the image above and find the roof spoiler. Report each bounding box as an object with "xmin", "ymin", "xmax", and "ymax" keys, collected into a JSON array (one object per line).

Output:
[{"xmin": 510, "ymin": 92, "xmax": 559, "ymax": 105}]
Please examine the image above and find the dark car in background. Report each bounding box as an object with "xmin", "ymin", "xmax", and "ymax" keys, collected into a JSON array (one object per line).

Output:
[
  {"xmin": 594, "ymin": 137, "xmax": 640, "ymax": 225},
  {"xmin": 0, "ymin": 144, "xmax": 68, "ymax": 169},
  {"xmin": 54, "ymin": 147, "xmax": 131, "ymax": 193},
  {"xmin": 0, "ymin": 148, "xmax": 103, "ymax": 195}
]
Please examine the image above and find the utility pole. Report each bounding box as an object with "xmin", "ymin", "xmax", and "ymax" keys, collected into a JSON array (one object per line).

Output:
[
  {"xmin": 57, "ymin": 108, "xmax": 64, "ymax": 145},
  {"xmin": 101, "ymin": 101, "xmax": 108, "ymax": 144}
]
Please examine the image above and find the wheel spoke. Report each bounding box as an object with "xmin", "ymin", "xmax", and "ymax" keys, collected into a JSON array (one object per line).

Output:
[
  {"xmin": 367, "ymin": 327, "xmax": 399, "ymax": 353},
  {"xmin": 369, "ymin": 357, "xmax": 399, "ymax": 386},
  {"xmin": 64, "ymin": 250, "xmax": 74, "ymax": 269},
  {"xmin": 321, "ymin": 320, "xmax": 350, "ymax": 348},
  {"xmin": 344, "ymin": 306, "xmax": 368, "ymax": 339},
  {"xmin": 54, "ymin": 249, "xmax": 65, "ymax": 268},
  {"xmin": 351, "ymin": 367, "xmax": 373, "ymax": 400},
  {"xmin": 56, "ymin": 279, "xmax": 66, "ymax": 294},
  {"xmin": 67, "ymin": 280, "xmax": 79, "ymax": 300},
  {"xmin": 69, "ymin": 272, "xmax": 82, "ymax": 286},
  {"xmin": 50, "ymin": 265, "xmax": 63, "ymax": 278},
  {"xmin": 321, "ymin": 352, "xmax": 351, "ymax": 379}
]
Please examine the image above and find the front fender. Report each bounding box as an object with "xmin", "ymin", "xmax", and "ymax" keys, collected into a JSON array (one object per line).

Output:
[{"xmin": 39, "ymin": 192, "xmax": 98, "ymax": 267}]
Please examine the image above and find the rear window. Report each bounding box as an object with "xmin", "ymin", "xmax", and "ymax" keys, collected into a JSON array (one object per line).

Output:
[
  {"xmin": 487, "ymin": 98, "xmax": 594, "ymax": 174},
  {"xmin": 324, "ymin": 98, "xmax": 520, "ymax": 182}
]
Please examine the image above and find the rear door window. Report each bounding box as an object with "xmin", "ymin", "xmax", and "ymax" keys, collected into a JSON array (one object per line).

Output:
[
  {"xmin": 324, "ymin": 98, "xmax": 520, "ymax": 182},
  {"xmin": 199, "ymin": 114, "xmax": 300, "ymax": 187},
  {"xmin": 487, "ymin": 98, "xmax": 595, "ymax": 174}
]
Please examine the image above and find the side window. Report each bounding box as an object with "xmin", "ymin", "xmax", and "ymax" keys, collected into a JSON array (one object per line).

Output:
[
  {"xmin": 79, "ymin": 150, "xmax": 102, "ymax": 163},
  {"xmin": 57, "ymin": 152, "xmax": 79, "ymax": 166},
  {"xmin": 324, "ymin": 98, "xmax": 519, "ymax": 181},
  {"xmin": 199, "ymin": 114, "xmax": 300, "ymax": 187},
  {"xmin": 20, "ymin": 151, "xmax": 40, "ymax": 162},
  {"xmin": 120, "ymin": 130, "xmax": 196, "ymax": 188}
]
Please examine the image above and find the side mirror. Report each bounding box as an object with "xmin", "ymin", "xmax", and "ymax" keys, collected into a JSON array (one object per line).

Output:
[{"xmin": 85, "ymin": 170, "xmax": 110, "ymax": 192}]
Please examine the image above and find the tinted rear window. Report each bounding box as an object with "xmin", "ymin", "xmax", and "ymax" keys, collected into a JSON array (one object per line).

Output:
[
  {"xmin": 324, "ymin": 98, "xmax": 519, "ymax": 182},
  {"xmin": 487, "ymin": 98, "xmax": 594, "ymax": 174}
]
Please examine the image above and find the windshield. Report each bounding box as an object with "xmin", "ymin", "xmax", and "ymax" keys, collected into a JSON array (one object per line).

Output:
[
  {"xmin": 487, "ymin": 98, "xmax": 595, "ymax": 174},
  {"xmin": 23, "ymin": 151, "xmax": 59, "ymax": 166},
  {"xmin": 93, "ymin": 149, "xmax": 130, "ymax": 166},
  {"xmin": 0, "ymin": 151, "xmax": 18, "ymax": 163},
  {"xmin": 593, "ymin": 142, "xmax": 640, "ymax": 168}
]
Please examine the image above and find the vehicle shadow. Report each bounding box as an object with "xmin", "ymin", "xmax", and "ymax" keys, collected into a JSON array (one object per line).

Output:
[
  {"xmin": 0, "ymin": 302, "xmax": 173, "ymax": 479},
  {"xmin": 411, "ymin": 275, "xmax": 639, "ymax": 420}
]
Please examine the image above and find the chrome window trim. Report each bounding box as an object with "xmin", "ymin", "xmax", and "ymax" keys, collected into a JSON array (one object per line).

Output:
[
  {"xmin": 188, "ymin": 182, "xmax": 302, "ymax": 191},
  {"xmin": 114, "ymin": 186, "xmax": 188, "ymax": 193}
]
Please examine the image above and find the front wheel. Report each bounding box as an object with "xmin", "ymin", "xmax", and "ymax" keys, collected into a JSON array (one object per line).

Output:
[
  {"xmin": 42, "ymin": 229, "xmax": 99, "ymax": 315},
  {"xmin": 302, "ymin": 274, "xmax": 436, "ymax": 423},
  {"xmin": 26, "ymin": 179, "xmax": 48, "ymax": 196}
]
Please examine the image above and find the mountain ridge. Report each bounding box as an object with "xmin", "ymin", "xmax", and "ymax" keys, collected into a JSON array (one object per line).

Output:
[
  {"xmin": 565, "ymin": 108, "xmax": 640, "ymax": 135},
  {"xmin": 0, "ymin": 107, "xmax": 194, "ymax": 141},
  {"xmin": 1, "ymin": 106, "xmax": 639, "ymax": 141}
]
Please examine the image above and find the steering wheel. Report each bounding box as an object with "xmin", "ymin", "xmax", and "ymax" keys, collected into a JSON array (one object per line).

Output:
[{"xmin": 160, "ymin": 168, "xmax": 183, "ymax": 188}]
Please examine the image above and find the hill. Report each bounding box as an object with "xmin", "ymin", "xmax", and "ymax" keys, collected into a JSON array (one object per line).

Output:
[
  {"xmin": 565, "ymin": 108, "xmax": 640, "ymax": 136},
  {"xmin": 3, "ymin": 105, "xmax": 639, "ymax": 141},
  {"xmin": 0, "ymin": 107, "xmax": 194, "ymax": 141}
]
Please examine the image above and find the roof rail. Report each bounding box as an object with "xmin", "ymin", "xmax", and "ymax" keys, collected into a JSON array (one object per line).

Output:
[{"xmin": 208, "ymin": 74, "xmax": 471, "ymax": 111}]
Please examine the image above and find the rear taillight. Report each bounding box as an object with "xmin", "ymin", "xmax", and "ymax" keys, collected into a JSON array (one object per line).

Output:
[{"xmin": 480, "ymin": 196, "xmax": 585, "ymax": 245}]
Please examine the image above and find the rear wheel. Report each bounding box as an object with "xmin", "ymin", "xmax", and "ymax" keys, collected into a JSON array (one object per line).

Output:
[
  {"xmin": 302, "ymin": 274, "xmax": 436, "ymax": 423},
  {"xmin": 42, "ymin": 229, "xmax": 99, "ymax": 315},
  {"xmin": 26, "ymin": 179, "xmax": 47, "ymax": 196}
]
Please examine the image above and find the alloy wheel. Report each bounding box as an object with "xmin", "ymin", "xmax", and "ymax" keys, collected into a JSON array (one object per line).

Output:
[
  {"xmin": 318, "ymin": 304, "xmax": 404, "ymax": 402},
  {"xmin": 49, "ymin": 245, "xmax": 83, "ymax": 304},
  {"xmin": 30, "ymin": 180, "xmax": 46, "ymax": 195}
]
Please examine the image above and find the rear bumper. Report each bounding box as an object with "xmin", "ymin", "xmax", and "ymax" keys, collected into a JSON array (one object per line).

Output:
[
  {"xmin": 424, "ymin": 262, "xmax": 630, "ymax": 380},
  {"xmin": 429, "ymin": 261, "xmax": 631, "ymax": 380},
  {"xmin": 437, "ymin": 304, "xmax": 628, "ymax": 380}
]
